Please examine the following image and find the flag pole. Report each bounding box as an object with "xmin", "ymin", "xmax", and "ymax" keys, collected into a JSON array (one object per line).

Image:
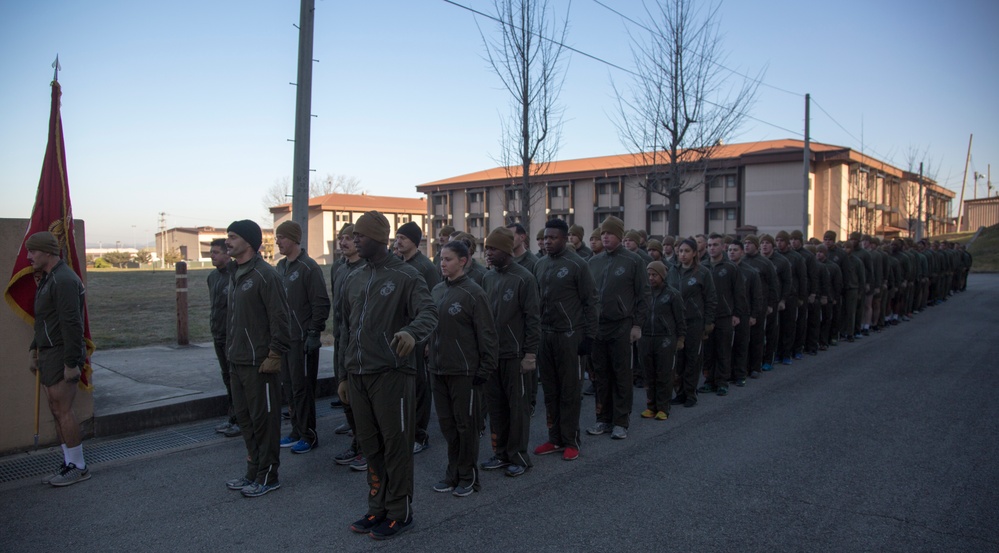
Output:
[{"xmin": 33, "ymin": 367, "xmax": 41, "ymax": 449}]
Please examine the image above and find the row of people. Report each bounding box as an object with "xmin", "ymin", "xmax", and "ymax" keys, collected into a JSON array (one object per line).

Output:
[{"xmin": 206, "ymin": 214, "xmax": 970, "ymax": 543}]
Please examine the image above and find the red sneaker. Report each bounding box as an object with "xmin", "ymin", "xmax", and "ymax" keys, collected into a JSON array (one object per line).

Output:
[
  {"xmin": 533, "ymin": 442, "xmax": 563, "ymax": 456},
  {"xmin": 562, "ymin": 446, "xmax": 579, "ymax": 461}
]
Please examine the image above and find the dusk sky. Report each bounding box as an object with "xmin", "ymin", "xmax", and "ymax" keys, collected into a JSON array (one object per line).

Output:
[{"xmin": 1, "ymin": 0, "xmax": 996, "ymax": 247}]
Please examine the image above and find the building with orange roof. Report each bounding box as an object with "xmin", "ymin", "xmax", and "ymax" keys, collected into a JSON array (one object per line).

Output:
[
  {"xmin": 269, "ymin": 192, "xmax": 428, "ymax": 264},
  {"xmin": 415, "ymin": 139, "xmax": 954, "ymax": 248}
]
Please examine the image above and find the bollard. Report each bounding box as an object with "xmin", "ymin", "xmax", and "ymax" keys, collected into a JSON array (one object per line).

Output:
[{"xmin": 176, "ymin": 261, "xmax": 189, "ymax": 345}]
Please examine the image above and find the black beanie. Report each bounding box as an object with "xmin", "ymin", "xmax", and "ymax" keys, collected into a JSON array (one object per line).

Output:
[
  {"xmin": 227, "ymin": 220, "xmax": 262, "ymax": 252},
  {"xmin": 397, "ymin": 221, "xmax": 422, "ymax": 246}
]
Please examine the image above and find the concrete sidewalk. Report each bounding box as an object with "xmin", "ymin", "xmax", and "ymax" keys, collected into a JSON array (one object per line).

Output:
[{"xmin": 90, "ymin": 343, "xmax": 337, "ymax": 437}]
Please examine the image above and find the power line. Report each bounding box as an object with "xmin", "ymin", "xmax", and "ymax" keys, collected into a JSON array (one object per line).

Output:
[
  {"xmin": 590, "ymin": 0, "xmax": 803, "ymax": 98},
  {"xmin": 441, "ymin": 0, "xmax": 803, "ymax": 139},
  {"xmin": 810, "ymin": 97, "xmax": 861, "ymax": 145}
]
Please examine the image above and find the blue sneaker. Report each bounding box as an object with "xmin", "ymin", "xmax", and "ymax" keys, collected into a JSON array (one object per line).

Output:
[
  {"xmin": 781, "ymin": 357, "xmax": 792, "ymax": 365},
  {"xmin": 279, "ymin": 436, "xmax": 296, "ymax": 448},
  {"xmin": 290, "ymin": 439, "xmax": 313, "ymax": 454},
  {"xmin": 761, "ymin": 363, "xmax": 773, "ymax": 372},
  {"xmin": 793, "ymin": 352, "xmax": 803, "ymax": 360}
]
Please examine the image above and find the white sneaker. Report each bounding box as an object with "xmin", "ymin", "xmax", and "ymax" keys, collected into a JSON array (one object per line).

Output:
[
  {"xmin": 586, "ymin": 422, "xmax": 613, "ymax": 436},
  {"xmin": 49, "ymin": 463, "xmax": 91, "ymax": 487}
]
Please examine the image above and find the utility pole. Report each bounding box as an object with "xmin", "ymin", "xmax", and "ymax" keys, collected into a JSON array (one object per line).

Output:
[
  {"xmin": 291, "ymin": 0, "xmax": 316, "ymax": 248},
  {"xmin": 158, "ymin": 212, "xmax": 167, "ymax": 269},
  {"xmin": 803, "ymin": 93, "xmax": 811, "ymax": 236},
  {"xmin": 917, "ymin": 162, "xmax": 924, "ymax": 241},
  {"xmin": 957, "ymin": 134, "xmax": 972, "ymax": 232}
]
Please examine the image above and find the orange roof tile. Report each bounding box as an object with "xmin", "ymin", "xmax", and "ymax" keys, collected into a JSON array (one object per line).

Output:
[{"xmin": 415, "ymin": 139, "xmax": 923, "ymax": 190}]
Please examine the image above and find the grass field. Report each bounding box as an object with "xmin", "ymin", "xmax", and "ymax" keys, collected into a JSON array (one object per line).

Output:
[
  {"xmin": 86, "ymin": 268, "xmax": 214, "ymax": 349},
  {"xmin": 967, "ymin": 224, "xmax": 999, "ymax": 272},
  {"xmin": 85, "ymin": 266, "xmax": 337, "ymax": 350}
]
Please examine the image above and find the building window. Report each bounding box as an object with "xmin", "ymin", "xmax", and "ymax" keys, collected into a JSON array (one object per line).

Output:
[
  {"xmin": 650, "ymin": 211, "xmax": 664, "ymax": 222},
  {"xmin": 596, "ymin": 178, "xmax": 621, "ymax": 208},
  {"xmin": 726, "ymin": 208, "xmax": 736, "ymax": 221},
  {"xmin": 468, "ymin": 189, "xmax": 486, "ymax": 215},
  {"xmin": 709, "ymin": 209, "xmax": 723, "ymax": 221},
  {"xmin": 506, "ymin": 188, "xmax": 522, "ymax": 212},
  {"xmin": 432, "ymin": 192, "xmax": 450, "ymax": 218},
  {"xmin": 548, "ymin": 182, "xmax": 571, "ymax": 211}
]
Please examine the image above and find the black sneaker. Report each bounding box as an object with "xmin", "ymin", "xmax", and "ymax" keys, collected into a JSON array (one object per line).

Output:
[
  {"xmin": 480, "ymin": 456, "xmax": 510, "ymax": 470},
  {"xmin": 716, "ymin": 386, "xmax": 728, "ymax": 396},
  {"xmin": 735, "ymin": 379, "xmax": 746, "ymax": 387},
  {"xmin": 583, "ymin": 383, "xmax": 596, "ymax": 396},
  {"xmin": 505, "ymin": 464, "xmax": 527, "ymax": 477},
  {"xmin": 697, "ymin": 384, "xmax": 716, "ymax": 393},
  {"xmin": 334, "ymin": 447, "xmax": 358, "ymax": 466},
  {"xmin": 350, "ymin": 514, "xmax": 385, "ymax": 534},
  {"xmin": 333, "ymin": 422, "xmax": 351, "ymax": 435},
  {"xmin": 683, "ymin": 397, "xmax": 697, "ymax": 408},
  {"xmin": 369, "ymin": 516, "xmax": 413, "ymax": 540},
  {"xmin": 669, "ymin": 395, "xmax": 687, "ymax": 406},
  {"xmin": 433, "ymin": 480, "xmax": 455, "ymax": 493},
  {"xmin": 452, "ymin": 483, "xmax": 476, "ymax": 497}
]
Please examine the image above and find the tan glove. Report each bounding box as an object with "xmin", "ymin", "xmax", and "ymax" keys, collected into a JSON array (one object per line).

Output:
[
  {"xmin": 676, "ymin": 336, "xmax": 685, "ymax": 351},
  {"xmin": 29, "ymin": 349, "xmax": 38, "ymax": 374},
  {"xmin": 702, "ymin": 323, "xmax": 715, "ymax": 340},
  {"xmin": 778, "ymin": 300, "xmax": 786, "ymax": 311},
  {"xmin": 520, "ymin": 353, "xmax": 536, "ymax": 374},
  {"xmin": 337, "ymin": 380, "xmax": 349, "ymax": 406},
  {"xmin": 390, "ymin": 331, "xmax": 416, "ymax": 357},
  {"xmin": 820, "ymin": 296, "xmax": 828, "ymax": 305},
  {"xmin": 630, "ymin": 326, "xmax": 642, "ymax": 343},
  {"xmin": 63, "ymin": 365, "xmax": 81, "ymax": 384},
  {"xmin": 259, "ymin": 351, "xmax": 282, "ymax": 374}
]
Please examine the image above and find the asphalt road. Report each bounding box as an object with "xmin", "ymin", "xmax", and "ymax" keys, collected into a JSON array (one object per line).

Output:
[{"xmin": 3, "ymin": 274, "xmax": 998, "ymax": 553}]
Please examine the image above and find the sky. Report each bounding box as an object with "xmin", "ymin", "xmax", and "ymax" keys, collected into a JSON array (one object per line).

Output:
[{"xmin": 1, "ymin": 0, "xmax": 997, "ymax": 248}]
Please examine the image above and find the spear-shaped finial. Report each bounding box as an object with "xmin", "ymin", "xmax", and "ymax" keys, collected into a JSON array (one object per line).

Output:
[{"xmin": 52, "ymin": 54, "xmax": 61, "ymax": 82}]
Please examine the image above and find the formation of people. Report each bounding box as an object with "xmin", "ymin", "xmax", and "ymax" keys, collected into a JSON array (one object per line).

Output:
[
  {"xmin": 22, "ymin": 212, "xmax": 972, "ymax": 542},
  {"xmin": 211, "ymin": 215, "xmax": 973, "ymax": 541}
]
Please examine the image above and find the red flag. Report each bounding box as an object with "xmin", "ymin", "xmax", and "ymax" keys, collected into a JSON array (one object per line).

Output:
[{"xmin": 4, "ymin": 78, "xmax": 95, "ymax": 390}]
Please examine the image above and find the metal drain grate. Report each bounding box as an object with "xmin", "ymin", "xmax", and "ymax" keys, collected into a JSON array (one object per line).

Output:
[{"xmin": 0, "ymin": 400, "xmax": 342, "ymax": 485}]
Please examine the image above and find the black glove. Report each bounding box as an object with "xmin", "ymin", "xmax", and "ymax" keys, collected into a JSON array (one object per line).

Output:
[
  {"xmin": 577, "ymin": 336, "xmax": 593, "ymax": 356},
  {"xmin": 472, "ymin": 375, "xmax": 487, "ymax": 386},
  {"xmin": 305, "ymin": 330, "xmax": 321, "ymax": 352}
]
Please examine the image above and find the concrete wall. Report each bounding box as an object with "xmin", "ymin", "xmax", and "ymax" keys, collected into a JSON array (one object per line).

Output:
[
  {"xmin": 1, "ymin": 218, "xmax": 94, "ymax": 454},
  {"xmin": 744, "ymin": 163, "xmax": 805, "ymax": 237}
]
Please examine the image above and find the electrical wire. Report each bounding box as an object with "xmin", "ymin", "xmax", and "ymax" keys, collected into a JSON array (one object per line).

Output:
[
  {"xmin": 441, "ymin": 0, "xmax": 802, "ymax": 138},
  {"xmin": 590, "ymin": 0, "xmax": 803, "ymax": 98}
]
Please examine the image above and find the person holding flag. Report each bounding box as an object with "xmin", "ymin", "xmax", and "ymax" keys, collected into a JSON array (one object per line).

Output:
[
  {"xmin": 27, "ymin": 231, "xmax": 90, "ymax": 486},
  {"xmin": 5, "ymin": 66, "xmax": 96, "ymax": 483}
]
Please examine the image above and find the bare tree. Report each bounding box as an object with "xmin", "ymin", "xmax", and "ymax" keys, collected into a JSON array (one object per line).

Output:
[
  {"xmin": 902, "ymin": 145, "xmax": 939, "ymax": 238},
  {"xmin": 261, "ymin": 173, "xmax": 363, "ymax": 221},
  {"xmin": 311, "ymin": 173, "xmax": 363, "ymax": 196},
  {"xmin": 480, "ymin": 0, "xmax": 570, "ymax": 235},
  {"xmin": 614, "ymin": 0, "xmax": 760, "ymax": 237}
]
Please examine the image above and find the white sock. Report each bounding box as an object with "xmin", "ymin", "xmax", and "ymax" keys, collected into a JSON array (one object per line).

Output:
[
  {"xmin": 66, "ymin": 444, "xmax": 86, "ymax": 469},
  {"xmin": 61, "ymin": 444, "xmax": 69, "ymax": 465}
]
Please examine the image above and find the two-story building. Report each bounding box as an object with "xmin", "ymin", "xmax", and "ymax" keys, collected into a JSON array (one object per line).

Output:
[{"xmin": 415, "ymin": 139, "xmax": 955, "ymax": 253}]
